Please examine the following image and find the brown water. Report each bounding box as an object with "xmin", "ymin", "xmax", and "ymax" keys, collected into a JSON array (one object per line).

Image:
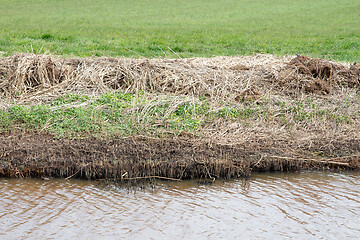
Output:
[{"xmin": 1, "ymin": 171, "xmax": 359, "ymax": 239}]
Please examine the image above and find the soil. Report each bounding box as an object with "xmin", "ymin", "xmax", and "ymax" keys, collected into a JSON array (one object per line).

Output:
[
  {"xmin": 0, "ymin": 130, "xmax": 359, "ymax": 180},
  {"xmin": 276, "ymin": 55, "xmax": 360, "ymax": 95}
]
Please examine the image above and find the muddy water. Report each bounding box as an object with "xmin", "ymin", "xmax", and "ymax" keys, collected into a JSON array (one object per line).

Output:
[{"xmin": 1, "ymin": 172, "xmax": 359, "ymax": 239}]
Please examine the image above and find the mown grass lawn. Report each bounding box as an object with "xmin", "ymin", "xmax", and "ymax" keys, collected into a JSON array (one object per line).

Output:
[{"xmin": 0, "ymin": 0, "xmax": 359, "ymax": 61}]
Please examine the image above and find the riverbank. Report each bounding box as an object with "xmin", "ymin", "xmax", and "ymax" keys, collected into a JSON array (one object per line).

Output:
[{"xmin": 0, "ymin": 54, "xmax": 359, "ymax": 180}]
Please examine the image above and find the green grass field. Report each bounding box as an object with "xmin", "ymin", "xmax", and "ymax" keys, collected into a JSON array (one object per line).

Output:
[{"xmin": 0, "ymin": 0, "xmax": 359, "ymax": 61}]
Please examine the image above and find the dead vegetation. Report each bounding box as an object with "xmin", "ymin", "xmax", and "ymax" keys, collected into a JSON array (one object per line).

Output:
[
  {"xmin": 0, "ymin": 130, "xmax": 358, "ymax": 180},
  {"xmin": 0, "ymin": 53, "xmax": 357, "ymax": 105},
  {"xmin": 276, "ymin": 55, "xmax": 359, "ymax": 95},
  {"xmin": 0, "ymin": 53, "xmax": 283, "ymax": 104},
  {"xmin": 0, "ymin": 54, "xmax": 359, "ymax": 180},
  {"xmin": 0, "ymin": 54, "xmax": 354, "ymax": 102}
]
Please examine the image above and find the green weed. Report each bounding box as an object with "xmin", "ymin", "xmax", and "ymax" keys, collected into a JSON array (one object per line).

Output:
[{"xmin": 0, "ymin": 91, "xmax": 355, "ymax": 137}]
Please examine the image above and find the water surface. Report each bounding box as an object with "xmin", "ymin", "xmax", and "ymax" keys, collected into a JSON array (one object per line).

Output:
[{"xmin": 1, "ymin": 171, "xmax": 359, "ymax": 239}]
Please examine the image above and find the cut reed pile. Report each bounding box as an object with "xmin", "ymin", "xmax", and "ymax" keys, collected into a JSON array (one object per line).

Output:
[
  {"xmin": 0, "ymin": 53, "xmax": 288, "ymax": 104},
  {"xmin": 0, "ymin": 54, "xmax": 359, "ymax": 180},
  {"xmin": 0, "ymin": 53, "xmax": 358, "ymax": 103}
]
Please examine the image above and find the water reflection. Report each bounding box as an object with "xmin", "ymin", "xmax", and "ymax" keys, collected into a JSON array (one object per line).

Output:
[{"xmin": 1, "ymin": 171, "xmax": 359, "ymax": 239}]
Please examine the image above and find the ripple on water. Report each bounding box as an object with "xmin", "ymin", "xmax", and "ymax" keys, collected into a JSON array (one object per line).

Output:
[{"xmin": 0, "ymin": 171, "xmax": 359, "ymax": 239}]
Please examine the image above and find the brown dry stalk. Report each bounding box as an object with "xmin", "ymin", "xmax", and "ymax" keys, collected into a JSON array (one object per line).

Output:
[
  {"xmin": 269, "ymin": 155, "xmax": 359, "ymax": 166},
  {"xmin": 122, "ymin": 176, "xmax": 182, "ymax": 181}
]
